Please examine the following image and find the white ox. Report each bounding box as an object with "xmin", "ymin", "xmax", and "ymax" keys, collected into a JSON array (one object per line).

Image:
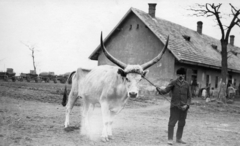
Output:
[{"xmin": 62, "ymin": 33, "xmax": 169, "ymax": 142}]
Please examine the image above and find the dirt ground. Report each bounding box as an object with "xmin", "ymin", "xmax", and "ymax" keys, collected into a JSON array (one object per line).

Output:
[{"xmin": 0, "ymin": 81, "xmax": 240, "ymax": 146}]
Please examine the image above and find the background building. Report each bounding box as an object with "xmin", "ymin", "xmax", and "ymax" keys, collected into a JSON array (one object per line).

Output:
[{"xmin": 89, "ymin": 3, "xmax": 240, "ymax": 96}]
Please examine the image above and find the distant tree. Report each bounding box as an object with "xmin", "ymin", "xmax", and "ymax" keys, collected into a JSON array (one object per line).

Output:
[
  {"xmin": 189, "ymin": 3, "xmax": 240, "ymax": 102},
  {"xmin": 21, "ymin": 42, "xmax": 38, "ymax": 74}
]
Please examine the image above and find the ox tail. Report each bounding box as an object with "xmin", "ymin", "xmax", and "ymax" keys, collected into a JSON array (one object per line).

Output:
[
  {"xmin": 62, "ymin": 71, "xmax": 76, "ymax": 107},
  {"xmin": 67, "ymin": 71, "xmax": 76, "ymax": 84},
  {"xmin": 62, "ymin": 86, "xmax": 68, "ymax": 106}
]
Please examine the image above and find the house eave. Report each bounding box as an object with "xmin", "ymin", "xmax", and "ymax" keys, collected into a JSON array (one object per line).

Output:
[{"xmin": 179, "ymin": 60, "xmax": 240, "ymax": 73}]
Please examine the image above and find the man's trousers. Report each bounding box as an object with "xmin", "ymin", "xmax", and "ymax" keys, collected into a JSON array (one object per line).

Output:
[{"xmin": 168, "ymin": 106, "xmax": 188, "ymax": 140}]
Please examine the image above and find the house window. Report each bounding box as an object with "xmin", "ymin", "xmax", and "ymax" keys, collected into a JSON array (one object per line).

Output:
[
  {"xmin": 191, "ymin": 69, "xmax": 197, "ymax": 84},
  {"xmin": 191, "ymin": 75, "xmax": 197, "ymax": 86},
  {"xmin": 192, "ymin": 69, "xmax": 197, "ymax": 74},
  {"xmin": 233, "ymin": 78, "xmax": 237, "ymax": 86},
  {"xmin": 228, "ymin": 74, "xmax": 233, "ymax": 87},
  {"xmin": 206, "ymin": 74, "xmax": 210, "ymax": 87},
  {"xmin": 232, "ymin": 51, "xmax": 238, "ymax": 56},
  {"xmin": 211, "ymin": 44, "xmax": 218, "ymax": 50},
  {"xmin": 215, "ymin": 76, "xmax": 218, "ymax": 88},
  {"xmin": 129, "ymin": 24, "xmax": 132, "ymax": 30},
  {"xmin": 182, "ymin": 35, "xmax": 191, "ymax": 41},
  {"xmin": 136, "ymin": 24, "xmax": 139, "ymax": 29}
]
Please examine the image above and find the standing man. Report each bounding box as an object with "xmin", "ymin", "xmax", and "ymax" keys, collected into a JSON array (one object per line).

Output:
[{"xmin": 156, "ymin": 68, "xmax": 191, "ymax": 145}]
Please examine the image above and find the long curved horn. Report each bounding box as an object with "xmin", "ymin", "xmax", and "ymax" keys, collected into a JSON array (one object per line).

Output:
[
  {"xmin": 101, "ymin": 32, "xmax": 127, "ymax": 69},
  {"xmin": 141, "ymin": 36, "xmax": 169, "ymax": 70}
]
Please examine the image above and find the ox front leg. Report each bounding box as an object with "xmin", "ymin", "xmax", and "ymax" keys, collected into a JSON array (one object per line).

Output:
[
  {"xmin": 100, "ymin": 103, "xmax": 110, "ymax": 142},
  {"xmin": 107, "ymin": 121, "xmax": 113, "ymax": 140},
  {"xmin": 107, "ymin": 110, "xmax": 117, "ymax": 140}
]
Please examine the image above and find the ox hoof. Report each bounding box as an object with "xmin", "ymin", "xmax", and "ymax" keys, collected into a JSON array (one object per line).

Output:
[
  {"xmin": 101, "ymin": 137, "xmax": 109, "ymax": 142},
  {"xmin": 108, "ymin": 135, "xmax": 114, "ymax": 140},
  {"xmin": 64, "ymin": 123, "xmax": 69, "ymax": 128}
]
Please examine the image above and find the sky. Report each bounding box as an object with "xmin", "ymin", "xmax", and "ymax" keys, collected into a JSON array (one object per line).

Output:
[{"xmin": 0, "ymin": 0, "xmax": 240, "ymax": 75}]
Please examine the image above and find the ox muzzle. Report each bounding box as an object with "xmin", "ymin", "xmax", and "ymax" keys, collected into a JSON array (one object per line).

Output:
[{"xmin": 128, "ymin": 92, "xmax": 138, "ymax": 98}]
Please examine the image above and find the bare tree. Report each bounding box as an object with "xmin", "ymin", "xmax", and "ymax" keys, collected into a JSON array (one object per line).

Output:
[
  {"xmin": 189, "ymin": 3, "xmax": 240, "ymax": 102},
  {"xmin": 21, "ymin": 42, "xmax": 38, "ymax": 74}
]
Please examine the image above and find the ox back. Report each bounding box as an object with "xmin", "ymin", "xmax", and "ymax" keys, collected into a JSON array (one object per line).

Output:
[{"xmin": 77, "ymin": 65, "xmax": 128, "ymax": 103}]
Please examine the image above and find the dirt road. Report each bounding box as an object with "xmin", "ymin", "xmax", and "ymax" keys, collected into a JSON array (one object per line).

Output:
[{"xmin": 0, "ymin": 82, "xmax": 240, "ymax": 146}]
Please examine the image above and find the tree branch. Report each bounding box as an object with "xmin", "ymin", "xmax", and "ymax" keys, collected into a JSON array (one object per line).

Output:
[
  {"xmin": 226, "ymin": 4, "xmax": 240, "ymax": 39},
  {"xmin": 189, "ymin": 3, "xmax": 225, "ymax": 39},
  {"xmin": 210, "ymin": 3, "xmax": 225, "ymax": 40}
]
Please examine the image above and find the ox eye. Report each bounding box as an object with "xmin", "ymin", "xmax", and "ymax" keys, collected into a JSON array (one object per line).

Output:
[{"xmin": 126, "ymin": 78, "xmax": 130, "ymax": 82}]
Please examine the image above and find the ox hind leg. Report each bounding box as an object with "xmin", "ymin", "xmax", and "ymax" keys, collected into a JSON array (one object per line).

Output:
[{"xmin": 64, "ymin": 91, "xmax": 78, "ymax": 128}]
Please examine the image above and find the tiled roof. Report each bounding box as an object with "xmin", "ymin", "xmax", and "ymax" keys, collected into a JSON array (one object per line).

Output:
[
  {"xmin": 89, "ymin": 7, "xmax": 240, "ymax": 72},
  {"xmin": 131, "ymin": 8, "xmax": 240, "ymax": 72}
]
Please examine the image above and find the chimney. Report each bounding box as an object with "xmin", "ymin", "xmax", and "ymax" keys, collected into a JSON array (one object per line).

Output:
[
  {"xmin": 230, "ymin": 35, "xmax": 235, "ymax": 46},
  {"xmin": 148, "ymin": 3, "xmax": 157, "ymax": 18},
  {"xmin": 197, "ymin": 21, "xmax": 203, "ymax": 34}
]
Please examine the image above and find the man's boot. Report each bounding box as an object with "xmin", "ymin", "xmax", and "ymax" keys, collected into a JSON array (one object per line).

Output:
[
  {"xmin": 176, "ymin": 126, "xmax": 186, "ymax": 144},
  {"xmin": 167, "ymin": 126, "xmax": 174, "ymax": 145}
]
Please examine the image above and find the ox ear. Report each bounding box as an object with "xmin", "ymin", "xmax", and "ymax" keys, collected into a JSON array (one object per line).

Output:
[
  {"xmin": 117, "ymin": 69, "xmax": 126, "ymax": 77},
  {"xmin": 142, "ymin": 70, "xmax": 149, "ymax": 77}
]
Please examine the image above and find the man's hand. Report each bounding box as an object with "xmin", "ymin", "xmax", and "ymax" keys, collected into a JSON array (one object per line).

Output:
[
  {"xmin": 181, "ymin": 105, "xmax": 188, "ymax": 111},
  {"xmin": 156, "ymin": 86, "xmax": 166, "ymax": 95},
  {"xmin": 156, "ymin": 87, "xmax": 163, "ymax": 95}
]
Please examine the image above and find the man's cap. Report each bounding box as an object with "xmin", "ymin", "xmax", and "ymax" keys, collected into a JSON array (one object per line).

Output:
[{"xmin": 176, "ymin": 68, "xmax": 186, "ymax": 75}]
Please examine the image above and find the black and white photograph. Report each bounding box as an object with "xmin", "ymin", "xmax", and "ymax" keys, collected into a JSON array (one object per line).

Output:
[{"xmin": 0, "ymin": 0, "xmax": 240, "ymax": 145}]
